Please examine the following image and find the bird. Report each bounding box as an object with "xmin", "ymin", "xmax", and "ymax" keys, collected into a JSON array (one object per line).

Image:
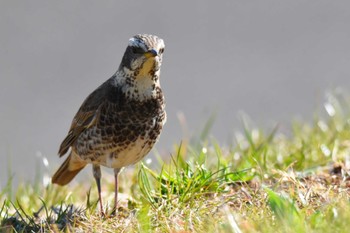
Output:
[{"xmin": 52, "ymin": 34, "xmax": 166, "ymax": 216}]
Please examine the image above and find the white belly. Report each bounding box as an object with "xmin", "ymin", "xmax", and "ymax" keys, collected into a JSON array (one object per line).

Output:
[{"xmin": 96, "ymin": 137, "xmax": 153, "ymax": 168}]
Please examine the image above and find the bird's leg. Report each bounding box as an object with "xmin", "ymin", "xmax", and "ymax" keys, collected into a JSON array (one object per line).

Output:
[
  {"xmin": 93, "ymin": 164, "xmax": 104, "ymax": 216},
  {"xmin": 113, "ymin": 168, "xmax": 121, "ymax": 215}
]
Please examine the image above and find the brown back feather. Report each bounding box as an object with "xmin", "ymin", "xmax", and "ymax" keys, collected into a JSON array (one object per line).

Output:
[{"xmin": 58, "ymin": 80, "xmax": 110, "ymax": 156}]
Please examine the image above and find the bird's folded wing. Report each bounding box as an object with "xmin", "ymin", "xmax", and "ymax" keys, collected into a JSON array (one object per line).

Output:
[
  {"xmin": 57, "ymin": 79, "xmax": 117, "ymax": 157},
  {"xmin": 58, "ymin": 108, "xmax": 101, "ymax": 156},
  {"xmin": 58, "ymin": 85, "xmax": 107, "ymax": 157}
]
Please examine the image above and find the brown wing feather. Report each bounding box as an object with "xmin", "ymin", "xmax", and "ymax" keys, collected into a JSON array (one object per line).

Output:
[
  {"xmin": 58, "ymin": 112, "xmax": 97, "ymax": 156},
  {"xmin": 58, "ymin": 79, "xmax": 112, "ymax": 156}
]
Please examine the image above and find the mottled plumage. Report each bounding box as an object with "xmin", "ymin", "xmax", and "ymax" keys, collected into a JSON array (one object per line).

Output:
[{"xmin": 52, "ymin": 34, "xmax": 166, "ymax": 215}]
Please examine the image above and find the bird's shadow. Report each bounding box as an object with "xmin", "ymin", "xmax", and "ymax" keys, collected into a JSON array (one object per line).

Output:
[
  {"xmin": 0, "ymin": 204, "xmax": 86, "ymax": 232},
  {"xmin": 0, "ymin": 200, "xmax": 135, "ymax": 232}
]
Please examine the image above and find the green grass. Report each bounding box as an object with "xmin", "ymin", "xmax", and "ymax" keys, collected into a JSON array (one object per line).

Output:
[{"xmin": 2, "ymin": 91, "xmax": 350, "ymax": 232}]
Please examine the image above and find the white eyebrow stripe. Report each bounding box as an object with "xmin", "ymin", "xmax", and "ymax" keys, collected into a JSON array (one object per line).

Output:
[
  {"xmin": 128, "ymin": 37, "xmax": 137, "ymax": 46},
  {"xmin": 128, "ymin": 38, "xmax": 147, "ymax": 51},
  {"xmin": 128, "ymin": 35, "xmax": 165, "ymax": 53}
]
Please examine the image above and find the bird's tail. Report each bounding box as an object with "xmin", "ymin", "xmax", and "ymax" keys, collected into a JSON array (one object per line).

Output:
[{"xmin": 52, "ymin": 153, "xmax": 86, "ymax": 186}]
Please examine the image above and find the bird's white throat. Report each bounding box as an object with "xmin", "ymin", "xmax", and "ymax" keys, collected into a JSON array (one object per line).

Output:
[{"xmin": 113, "ymin": 69, "xmax": 161, "ymax": 101}]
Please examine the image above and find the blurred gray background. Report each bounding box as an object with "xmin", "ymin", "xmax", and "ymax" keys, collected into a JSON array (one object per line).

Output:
[{"xmin": 1, "ymin": 0, "xmax": 350, "ymax": 186}]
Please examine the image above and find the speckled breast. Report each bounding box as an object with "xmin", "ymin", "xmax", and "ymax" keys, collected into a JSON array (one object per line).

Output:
[{"xmin": 73, "ymin": 89, "xmax": 166, "ymax": 168}]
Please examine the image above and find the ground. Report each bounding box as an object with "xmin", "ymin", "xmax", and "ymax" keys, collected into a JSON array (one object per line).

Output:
[{"xmin": 1, "ymin": 92, "xmax": 350, "ymax": 232}]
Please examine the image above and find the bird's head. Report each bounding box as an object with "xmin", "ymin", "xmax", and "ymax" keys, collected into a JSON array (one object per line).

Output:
[{"xmin": 119, "ymin": 34, "xmax": 165, "ymax": 79}]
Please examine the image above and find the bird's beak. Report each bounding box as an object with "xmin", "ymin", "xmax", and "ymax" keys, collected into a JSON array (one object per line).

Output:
[{"xmin": 144, "ymin": 49, "xmax": 158, "ymax": 58}]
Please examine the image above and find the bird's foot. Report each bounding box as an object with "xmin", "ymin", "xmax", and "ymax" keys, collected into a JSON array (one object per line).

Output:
[{"xmin": 103, "ymin": 206, "xmax": 128, "ymax": 218}]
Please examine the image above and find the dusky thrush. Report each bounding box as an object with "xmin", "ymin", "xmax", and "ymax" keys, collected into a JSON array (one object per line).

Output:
[{"xmin": 52, "ymin": 34, "xmax": 166, "ymax": 215}]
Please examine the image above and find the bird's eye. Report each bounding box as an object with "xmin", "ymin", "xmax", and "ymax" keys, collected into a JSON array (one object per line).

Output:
[
  {"xmin": 132, "ymin": 47, "xmax": 144, "ymax": 54},
  {"xmin": 159, "ymin": 48, "xmax": 164, "ymax": 54}
]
